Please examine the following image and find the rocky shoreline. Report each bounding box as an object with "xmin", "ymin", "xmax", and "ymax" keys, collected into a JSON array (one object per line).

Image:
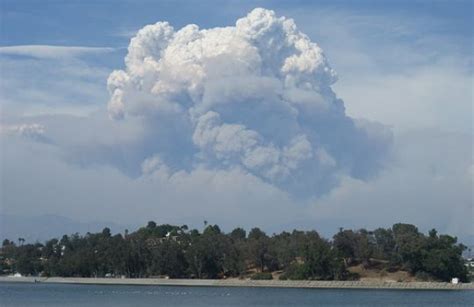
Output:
[{"xmin": 1, "ymin": 276, "xmax": 473, "ymax": 290}]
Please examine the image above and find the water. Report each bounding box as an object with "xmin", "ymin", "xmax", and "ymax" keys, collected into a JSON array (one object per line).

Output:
[{"xmin": 0, "ymin": 282, "xmax": 473, "ymax": 306}]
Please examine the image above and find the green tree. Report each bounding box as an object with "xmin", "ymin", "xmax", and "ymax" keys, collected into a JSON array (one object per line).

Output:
[
  {"xmin": 248, "ymin": 228, "xmax": 274, "ymax": 272},
  {"xmin": 230, "ymin": 228, "xmax": 246, "ymax": 241}
]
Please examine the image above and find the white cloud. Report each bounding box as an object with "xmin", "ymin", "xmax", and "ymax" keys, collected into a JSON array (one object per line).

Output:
[
  {"xmin": 0, "ymin": 134, "xmax": 295, "ymax": 229},
  {"xmin": 2, "ymin": 120, "xmax": 470, "ymax": 241},
  {"xmin": 0, "ymin": 45, "xmax": 115, "ymax": 59},
  {"xmin": 141, "ymin": 155, "xmax": 169, "ymax": 175},
  {"xmin": 0, "ymin": 123, "xmax": 42, "ymax": 134},
  {"xmin": 0, "ymin": 123, "xmax": 45, "ymax": 139},
  {"xmin": 2, "ymin": 5, "xmax": 471, "ymax": 242},
  {"xmin": 335, "ymin": 60, "xmax": 473, "ymax": 134},
  {"xmin": 106, "ymin": 8, "xmax": 392, "ymax": 196},
  {"xmin": 280, "ymin": 7, "xmax": 473, "ymax": 134},
  {"xmin": 0, "ymin": 50, "xmax": 113, "ymax": 118},
  {"xmin": 307, "ymin": 130, "xmax": 473, "ymax": 239}
]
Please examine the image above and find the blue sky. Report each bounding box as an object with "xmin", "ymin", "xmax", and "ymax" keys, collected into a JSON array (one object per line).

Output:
[
  {"xmin": 2, "ymin": 1, "xmax": 472, "ymax": 49},
  {"xmin": 0, "ymin": 0, "xmax": 472, "ymax": 243}
]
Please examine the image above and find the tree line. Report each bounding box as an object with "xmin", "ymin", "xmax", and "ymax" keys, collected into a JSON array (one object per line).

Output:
[{"xmin": 0, "ymin": 222, "xmax": 469, "ymax": 282}]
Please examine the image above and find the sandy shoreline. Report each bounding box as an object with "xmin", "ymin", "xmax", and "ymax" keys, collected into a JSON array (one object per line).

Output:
[{"xmin": 1, "ymin": 276, "xmax": 473, "ymax": 290}]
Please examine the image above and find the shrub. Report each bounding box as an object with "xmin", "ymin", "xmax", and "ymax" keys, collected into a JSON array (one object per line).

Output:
[
  {"xmin": 278, "ymin": 274, "xmax": 288, "ymax": 280},
  {"xmin": 251, "ymin": 272, "xmax": 273, "ymax": 280},
  {"xmin": 415, "ymin": 271, "xmax": 435, "ymax": 282},
  {"xmin": 344, "ymin": 272, "xmax": 360, "ymax": 281},
  {"xmin": 282, "ymin": 263, "xmax": 308, "ymax": 280}
]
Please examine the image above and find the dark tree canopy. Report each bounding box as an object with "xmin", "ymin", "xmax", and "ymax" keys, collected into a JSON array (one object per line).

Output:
[{"xmin": 0, "ymin": 222, "xmax": 469, "ymax": 282}]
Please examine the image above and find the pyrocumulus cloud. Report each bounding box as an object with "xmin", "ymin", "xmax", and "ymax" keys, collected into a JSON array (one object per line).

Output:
[{"xmin": 107, "ymin": 8, "xmax": 392, "ymax": 196}]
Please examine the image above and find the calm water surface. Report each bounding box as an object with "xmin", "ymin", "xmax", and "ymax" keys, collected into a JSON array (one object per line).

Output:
[{"xmin": 0, "ymin": 282, "xmax": 473, "ymax": 306}]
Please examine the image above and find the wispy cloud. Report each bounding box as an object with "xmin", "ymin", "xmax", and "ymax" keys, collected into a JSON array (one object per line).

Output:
[
  {"xmin": 0, "ymin": 45, "xmax": 113, "ymax": 117},
  {"xmin": 0, "ymin": 122, "xmax": 52, "ymax": 144},
  {"xmin": 0, "ymin": 45, "xmax": 115, "ymax": 59},
  {"xmin": 114, "ymin": 29, "xmax": 140, "ymax": 38}
]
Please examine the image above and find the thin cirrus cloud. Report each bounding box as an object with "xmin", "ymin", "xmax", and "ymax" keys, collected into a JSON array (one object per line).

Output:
[
  {"xmin": 0, "ymin": 45, "xmax": 115, "ymax": 59},
  {"xmin": 106, "ymin": 8, "xmax": 393, "ymax": 197},
  {"xmin": 0, "ymin": 45, "xmax": 117, "ymax": 117},
  {"xmin": 0, "ymin": 123, "xmax": 45, "ymax": 139},
  {"xmin": 0, "ymin": 123, "xmax": 53, "ymax": 145}
]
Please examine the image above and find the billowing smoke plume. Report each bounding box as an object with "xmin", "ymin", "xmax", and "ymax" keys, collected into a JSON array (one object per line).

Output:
[{"xmin": 107, "ymin": 8, "xmax": 392, "ymax": 196}]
